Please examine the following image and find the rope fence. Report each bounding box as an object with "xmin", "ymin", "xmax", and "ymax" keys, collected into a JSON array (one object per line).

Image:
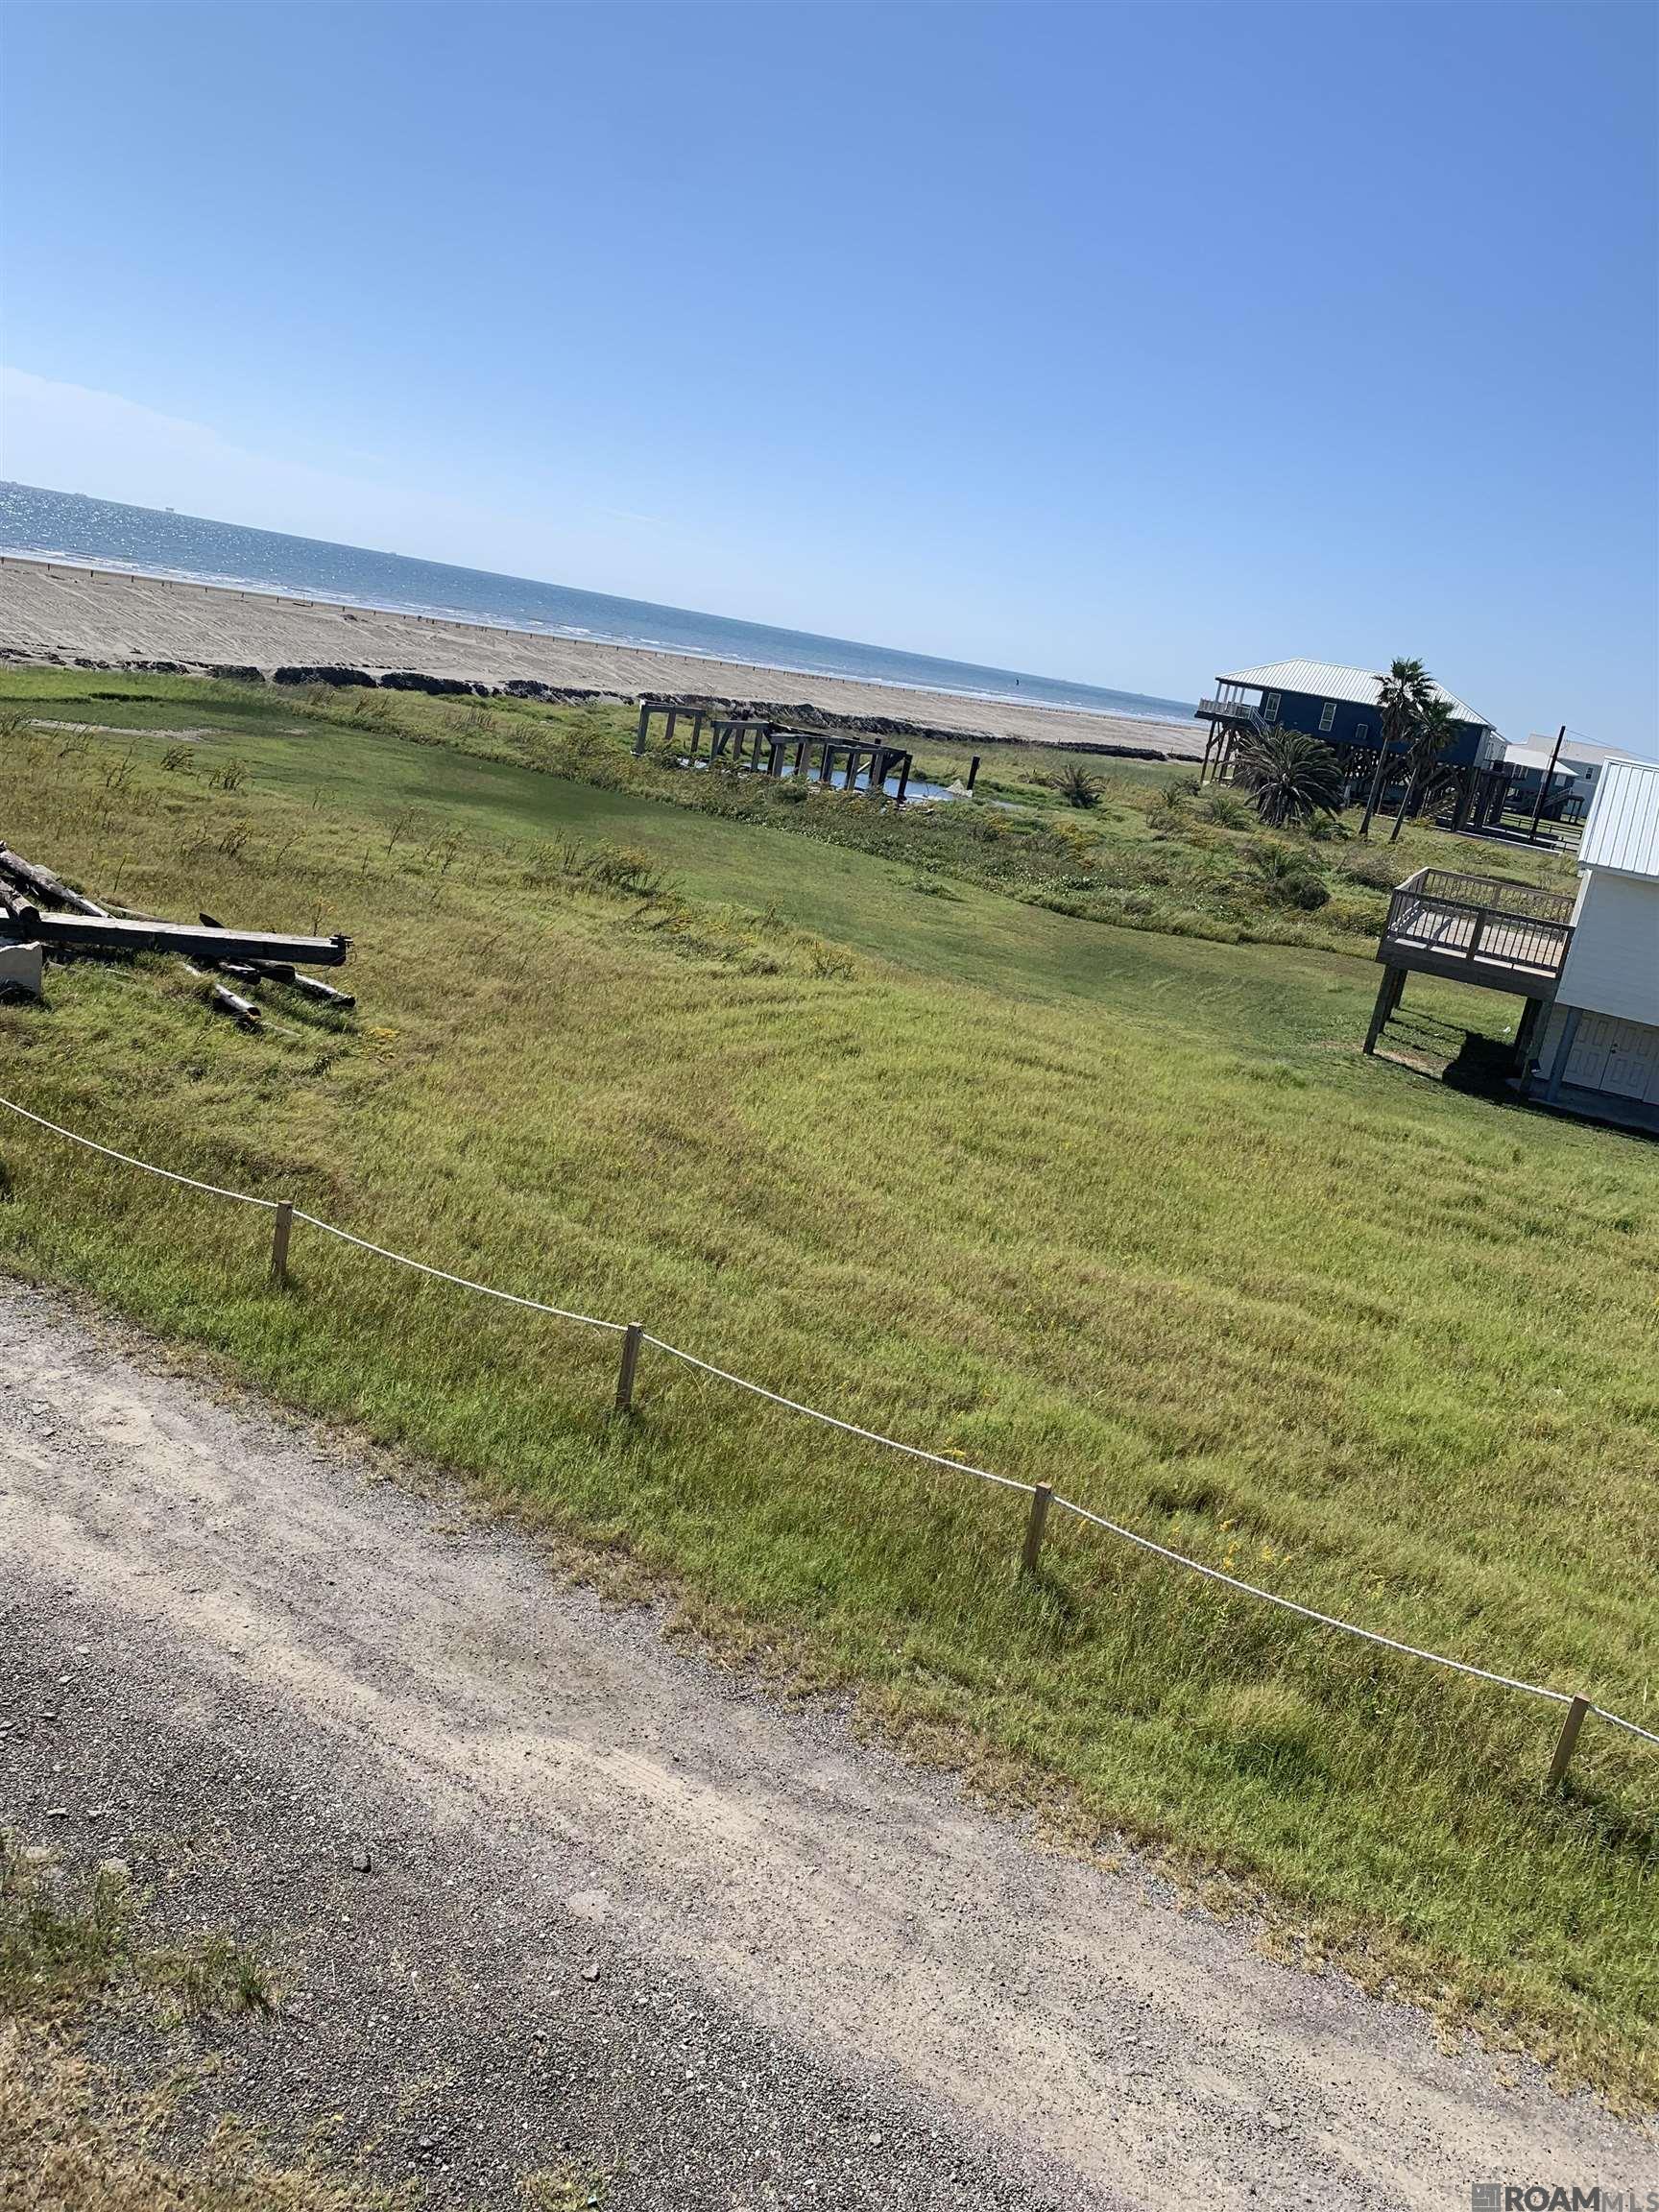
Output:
[{"xmin": 4, "ymin": 1091, "xmax": 1654, "ymax": 1785}]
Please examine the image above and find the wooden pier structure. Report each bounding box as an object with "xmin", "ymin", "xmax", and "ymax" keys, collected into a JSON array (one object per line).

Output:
[{"xmin": 634, "ymin": 700, "xmax": 913, "ymax": 803}]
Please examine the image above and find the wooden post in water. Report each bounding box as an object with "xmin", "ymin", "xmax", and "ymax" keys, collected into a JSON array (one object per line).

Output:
[
  {"xmin": 270, "ymin": 1199, "xmax": 294, "ymax": 1288},
  {"xmin": 614, "ymin": 1322, "xmax": 644, "ymax": 1415},
  {"xmin": 1020, "ymin": 1482, "xmax": 1053, "ymax": 1577},
  {"xmin": 1547, "ymin": 1694, "xmax": 1591, "ymax": 1790},
  {"xmin": 967, "ymin": 756, "xmax": 980, "ymax": 792}
]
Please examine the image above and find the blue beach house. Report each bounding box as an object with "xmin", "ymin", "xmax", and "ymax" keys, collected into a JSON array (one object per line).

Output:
[{"xmin": 1195, "ymin": 659, "xmax": 1508, "ymax": 818}]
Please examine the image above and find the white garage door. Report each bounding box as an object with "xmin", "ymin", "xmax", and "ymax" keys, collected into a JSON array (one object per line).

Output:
[{"xmin": 1564, "ymin": 1012, "xmax": 1659, "ymax": 1103}]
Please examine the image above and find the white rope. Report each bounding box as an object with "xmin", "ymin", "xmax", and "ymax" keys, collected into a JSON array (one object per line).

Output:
[
  {"xmin": 1051, "ymin": 1496, "xmax": 1572, "ymax": 1705},
  {"xmin": 291, "ymin": 1210, "xmax": 625, "ymax": 1334},
  {"xmin": 5, "ymin": 1092, "xmax": 1655, "ymax": 1756},
  {"xmin": 1591, "ymin": 1705, "xmax": 1659, "ymax": 1750},
  {"xmin": 641, "ymin": 1333, "xmax": 1037, "ymax": 1495},
  {"xmin": 0, "ymin": 1096, "xmax": 277, "ymax": 1210}
]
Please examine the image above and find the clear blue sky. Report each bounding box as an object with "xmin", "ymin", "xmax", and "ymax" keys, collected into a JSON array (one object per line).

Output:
[{"xmin": 3, "ymin": 0, "xmax": 1655, "ymax": 746}]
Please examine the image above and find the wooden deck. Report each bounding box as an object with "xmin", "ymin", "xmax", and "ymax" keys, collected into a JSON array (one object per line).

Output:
[
  {"xmin": 1377, "ymin": 868, "xmax": 1574, "ymax": 995},
  {"xmin": 1365, "ymin": 868, "xmax": 1575, "ymax": 1057}
]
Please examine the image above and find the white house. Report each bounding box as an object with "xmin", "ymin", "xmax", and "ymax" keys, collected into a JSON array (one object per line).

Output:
[
  {"xmin": 1502, "ymin": 733, "xmax": 1634, "ymax": 826},
  {"xmin": 1526, "ymin": 758, "xmax": 1659, "ymax": 1129}
]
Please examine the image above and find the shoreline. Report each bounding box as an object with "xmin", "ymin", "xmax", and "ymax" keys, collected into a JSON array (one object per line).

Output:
[{"xmin": 0, "ymin": 555, "xmax": 1205, "ymax": 758}]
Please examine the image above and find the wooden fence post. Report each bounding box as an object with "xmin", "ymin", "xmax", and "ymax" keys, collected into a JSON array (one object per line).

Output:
[
  {"xmin": 1020, "ymin": 1482, "xmax": 1053, "ymax": 1578},
  {"xmin": 270, "ymin": 1199, "xmax": 294, "ymax": 1287},
  {"xmin": 1547, "ymin": 1694, "xmax": 1591, "ymax": 1791},
  {"xmin": 613, "ymin": 1322, "xmax": 644, "ymax": 1415}
]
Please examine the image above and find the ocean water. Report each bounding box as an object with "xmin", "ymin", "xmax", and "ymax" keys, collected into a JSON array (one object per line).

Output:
[{"xmin": 0, "ymin": 482, "xmax": 1196, "ymax": 728}]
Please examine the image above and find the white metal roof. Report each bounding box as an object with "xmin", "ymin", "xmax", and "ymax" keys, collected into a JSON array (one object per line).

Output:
[
  {"xmin": 1502, "ymin": 737, "xmax": 1636, "ymax": 776},
  {"xmin": 1579, "ymin": 758, "xmax": 1659, "ymax": 880},
  {"xmin": 1518, "ymin": 733, "xmax": 1635, "ymax": 771},
  {"xmin": 1215, "ymin": 659, "xmax": 1496, "ymax": 731},
  {"xmin": 1503, "ymin": 742, "xmax": 1574, "ymax": 775}
]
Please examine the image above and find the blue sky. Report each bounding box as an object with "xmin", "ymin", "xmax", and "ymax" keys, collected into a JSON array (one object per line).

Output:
[{"xmin": 3, "ymin": 0, "xmax": 1655, "ymax": 747}]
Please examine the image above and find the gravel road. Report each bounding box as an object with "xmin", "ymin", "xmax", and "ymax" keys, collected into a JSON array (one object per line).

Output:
[{"xmin": 0, "ymin": 1282, "xmax": 1647, "ymax": 2209}]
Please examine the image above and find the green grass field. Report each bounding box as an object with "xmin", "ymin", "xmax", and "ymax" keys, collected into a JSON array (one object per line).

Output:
[{"xmin": 0, "ymin": 673, "xmax": 1653, "ymax": 2103}]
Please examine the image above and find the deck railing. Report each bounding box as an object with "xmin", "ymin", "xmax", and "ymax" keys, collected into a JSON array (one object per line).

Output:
[
  {"xmin": 1408, "ymin": 868, "xmax": 1575, "ymax": 926},
  {"xmin": 1196, "ymin": 695, "xmax": 1268, "ymax": 734},
  {"xmin": 1381, "ymin": 868, "xmax": 1575, "ymax": 980}
]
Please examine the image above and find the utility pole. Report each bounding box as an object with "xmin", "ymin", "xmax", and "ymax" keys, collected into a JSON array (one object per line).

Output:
[{"xmin": 1527, "ymin": 725, "xmax": 1567, "ymax": 843}]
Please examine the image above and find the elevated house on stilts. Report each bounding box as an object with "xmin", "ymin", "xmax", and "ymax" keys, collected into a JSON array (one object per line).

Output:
[{"xmin": 1195, "ymin": 659, "xmax": 1510, "ymax": 826}]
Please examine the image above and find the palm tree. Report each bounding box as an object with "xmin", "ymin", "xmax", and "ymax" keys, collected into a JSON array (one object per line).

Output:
[
  {"xmin": 1359, "ymin": 658, "xmax": 1433, "ymax": 838},
  {"xmin": 1235, "ymin": 727, "xmax": 1343, "ymax": 829},
  {"xmin": 1051, "ymin": 763, "xmax": 1104, "ymax": 808},
  {"xmin": 1388, "ymin": 695, "xmax": 1458, "ymax": 842}
]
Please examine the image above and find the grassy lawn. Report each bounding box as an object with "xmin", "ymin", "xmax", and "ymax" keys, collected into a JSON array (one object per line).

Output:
[{"xmin": 0, "ymin": 674, "xmax": 1654, "ymax": 2104}]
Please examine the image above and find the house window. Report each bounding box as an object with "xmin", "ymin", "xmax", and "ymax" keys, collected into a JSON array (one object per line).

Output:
[
  {"xmin": 1319, "ymin": 702, "xmax": 1336, "ymax": 733},
  {"xmin": 1356, "ymin": 722, "xmax": 1369, "ymax": 744},
  {"xmin": 1262, "ymin": 693, "xmax": 1280, "ymax": 723}
]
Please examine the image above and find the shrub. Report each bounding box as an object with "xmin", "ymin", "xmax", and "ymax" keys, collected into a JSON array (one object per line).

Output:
[
  {"xmin": 1196, "ymin": 788, "xmax": 1252, "ymax": 830},
  {"xmin": 1248, "ymin": 842, "xmax": 1330, "ymax": 909},
  {"xmin": 1051, "ymin": 763, "xmax": 1105, "ymax": 809}
]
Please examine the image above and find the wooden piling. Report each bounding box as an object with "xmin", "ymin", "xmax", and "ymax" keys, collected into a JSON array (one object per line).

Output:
[
  {"xmin": 270, "ymin": 1199, "xmax": 294, "ymax": 1287},
  {"xmin": 1363, "ymin": 965, "xmax": 1404, "ymax": 1055},
  {"xmin": 1020, "ymin": 1482, "xmax": 1053, "ymax": 1577},
  {"xmin": 1547, "ymin": 1694, "xmax": 1591, "ymax": 1791},
  {"xmin": 614, "ymin": 1321, "xmax": 644, "ymax": 1415},
  {"xmin": 966, "ymin": 756, "xmax": 980, "ymax": 792}
]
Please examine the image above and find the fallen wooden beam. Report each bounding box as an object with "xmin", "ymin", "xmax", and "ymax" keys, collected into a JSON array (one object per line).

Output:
[
  {"xmin": 0, "ymin": 844, "xmax": 108, "ymax": 917},
  {"xmin": 201, "ymin": 916, "xmax": 355, "ymax": 1007},
  {"xmin": 0, "ymin": 911, "xmax": 350, "ymax": 966}
]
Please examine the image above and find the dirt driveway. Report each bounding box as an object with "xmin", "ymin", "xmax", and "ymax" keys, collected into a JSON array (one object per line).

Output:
[{"xmin": 0, "ymin": 1283, "xmax": 1647, "ymax": 2208}]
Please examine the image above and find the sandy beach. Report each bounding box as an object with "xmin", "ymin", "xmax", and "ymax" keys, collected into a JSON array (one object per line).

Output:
[{"xmin": 0, "ymin": 556, "xmax": 1203, "ymax": 758}]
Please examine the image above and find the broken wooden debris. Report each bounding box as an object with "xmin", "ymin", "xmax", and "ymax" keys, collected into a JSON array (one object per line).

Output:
[
  {"xmin": 179, "ymin": 958, "xmax": 262, "ymax": 1027},
  {"xmin": 5, "ymin": 911, "xmax": 350, "ymax": 966},
  {"xmin": 0, "ymin": 844, "xmax": 108, "ymax": 917},
  {"xmin": 200, "ymin": 915, "xmax": 356, "ymax": 1006},
  {"xmin": 0, "ymin": 846, "xmax": 352, "ymax": 1021},
  {"xmin": 207, "ymin": 980, "xmax": 261, "ymax": 1026}
]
